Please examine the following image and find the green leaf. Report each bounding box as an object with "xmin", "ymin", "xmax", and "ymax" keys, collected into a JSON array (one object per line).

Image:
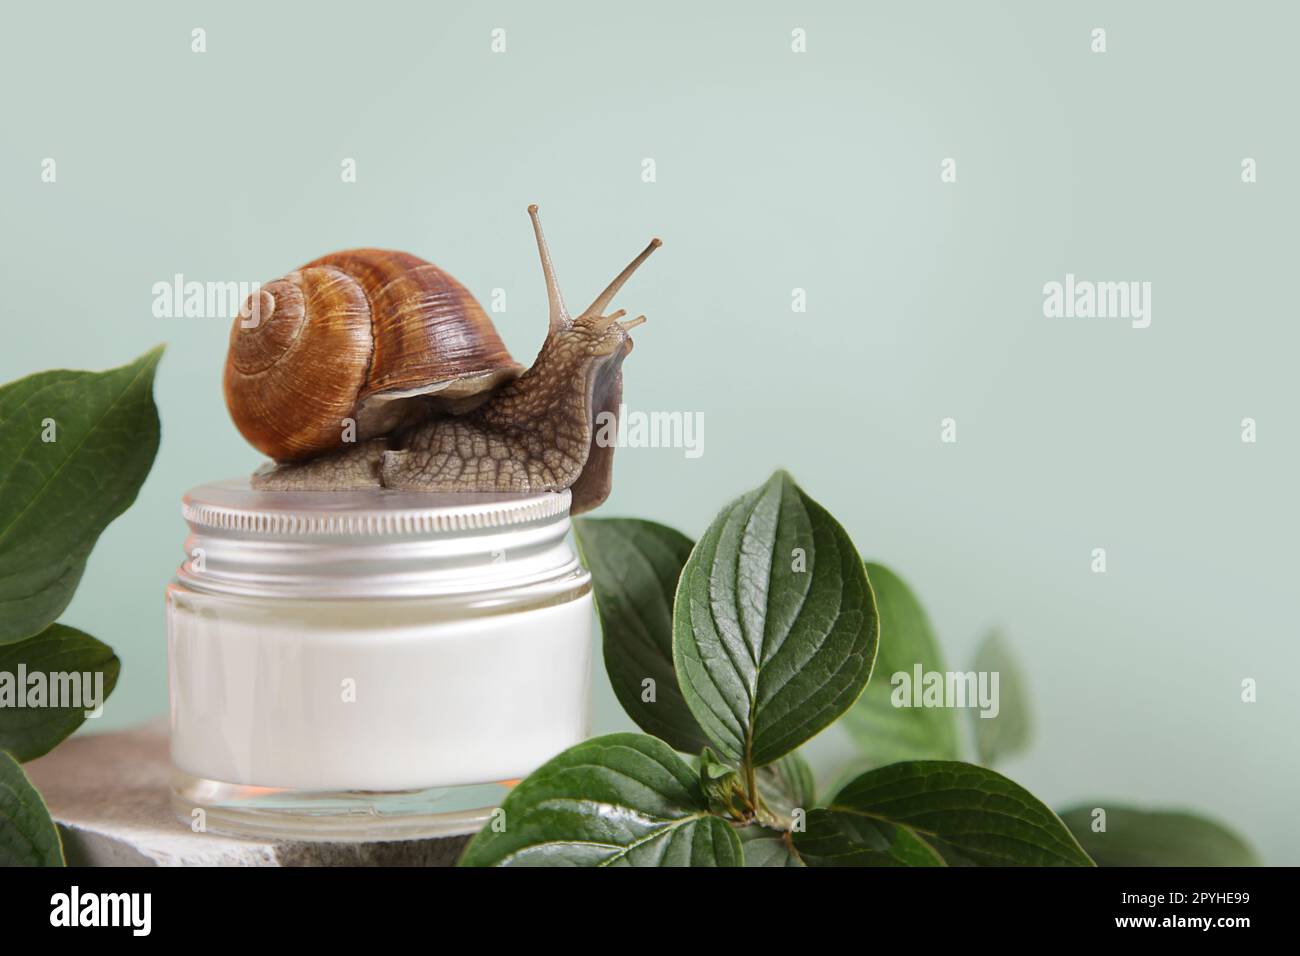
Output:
[
  {"xmin": 1059, "ymin": 804, "xmax": 1259, "ymax": 867},
  {"xmin": 0, "ymin": 750, "xmax": 64, "ymax": 865},
  {"xmin": 808, "ymin": 760, "xmax": 1093, "ymax": 867},
  {"xmin": 459, "ymin": 734, "xmax": 742, "ymax": 867},
  {"xmin": 795, "ymin": 810, "xmax": 945, "ymax": 866},
  {"xmin": 0, "ymin": 348, "xmax": 164, "ymax": 644},
  {"xmin": 0, "ymin": 624, "xmax": 120, "ymax": 761},
  {"xmin": 971, "ymin": 630, "xmax": 1032, "ymax": 767},
  {"xmin": 841, "ymin": 563, "xmax": 962, "ymax": 767},
  {"xmin": 572, "ymin": 518, "xmax": 709, "ymax": 754},
  {"xmin": 738, "ymin": 824, "xmax": 805, "ymax": 867},
  {"xmin": 673, "ymin": 471, "xmax": 877, "ymax": 768}
]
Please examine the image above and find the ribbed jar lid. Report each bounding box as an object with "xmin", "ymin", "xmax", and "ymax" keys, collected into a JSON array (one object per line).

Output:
[
  {"xmin": 174, "ymin": 479, "xmax": 579, "ymax": 599},
  {"xmin": 182, "ymin": 479, "xmax": 573, "ymax": 539}
]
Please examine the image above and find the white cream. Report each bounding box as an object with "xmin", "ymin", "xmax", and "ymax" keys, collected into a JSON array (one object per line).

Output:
[{"xmin": 167, "ymin": 589, "xmax": 591, "ymax": 791}]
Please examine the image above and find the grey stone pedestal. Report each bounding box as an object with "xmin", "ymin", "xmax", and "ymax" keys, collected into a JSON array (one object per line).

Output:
[{"xmin": 23, "ymin": 721, "xmax": 471, "ymax": 866}]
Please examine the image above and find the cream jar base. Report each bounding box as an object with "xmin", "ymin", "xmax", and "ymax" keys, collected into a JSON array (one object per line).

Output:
[
  {"xmin": 166, "ymin": 483, "xmax": 593, "ymax": 843},
  {"xmin": 171, "ymin": 769, "xmax": 504, "ymax": 843}
]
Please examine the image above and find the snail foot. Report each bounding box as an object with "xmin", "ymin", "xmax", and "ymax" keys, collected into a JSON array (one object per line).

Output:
[{"xmin": 250, "ymin": 439, "xmax": 388, "ymax": 491}]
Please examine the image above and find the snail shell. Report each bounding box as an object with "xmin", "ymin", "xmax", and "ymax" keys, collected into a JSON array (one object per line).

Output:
[{"xmin": 223, "ymin": 249, "xmax": 522, "ymax": 462}]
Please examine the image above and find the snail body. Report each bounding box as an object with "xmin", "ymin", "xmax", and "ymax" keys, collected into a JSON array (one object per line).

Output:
[{"xmin": 225, "ymin": 207, "xmax": 658, "ymax": 514}]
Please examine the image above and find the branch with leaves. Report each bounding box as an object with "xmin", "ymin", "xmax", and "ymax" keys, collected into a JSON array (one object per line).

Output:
[
  {"xmin": 460, "ymin": 471, "xmax": 1092, "ymax": 867},
  {"xmin": 0, "ymin": 348, "xmax": 163, "ymax": 866},
  {"xmin": 461, "ymin": 470, "xmax": 1256, "ymax": 867}
]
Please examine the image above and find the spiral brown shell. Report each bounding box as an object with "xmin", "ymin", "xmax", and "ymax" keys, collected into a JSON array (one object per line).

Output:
[{"xmin": 224, "ymin": 249, "xmax": 522, "ymax": 462}]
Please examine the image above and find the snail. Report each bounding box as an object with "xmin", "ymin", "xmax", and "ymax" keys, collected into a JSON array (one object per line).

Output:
[{"xmin": 224, "ymin": 206, "xmax": 659, "ymax": 514}]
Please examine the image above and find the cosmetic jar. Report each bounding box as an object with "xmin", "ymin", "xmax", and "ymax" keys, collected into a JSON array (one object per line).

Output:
[{"xmin": 165, "ymin": 479, "xmax": 592, "ymax": 842}]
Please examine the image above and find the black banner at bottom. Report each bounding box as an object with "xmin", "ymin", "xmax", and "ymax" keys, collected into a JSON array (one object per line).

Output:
[{"xmin": 0, "ymin": 864, "xmax": 1284, "ymax": 940}]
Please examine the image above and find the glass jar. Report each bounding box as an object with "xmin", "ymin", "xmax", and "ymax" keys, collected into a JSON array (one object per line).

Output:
[{"xmin": 165, "ymin": 479, "xmax": 592, "ymax": 842}]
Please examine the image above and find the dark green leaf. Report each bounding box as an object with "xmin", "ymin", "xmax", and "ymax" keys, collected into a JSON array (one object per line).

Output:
[
  {"xmin": 1059, "ymin": 804, "xmax": 1259, "ymax": 867},
  {"xmin": 738, "ymin": 824, "xmax": 805, "ymax": 867},
  {"xmin": 0, "ymin": 750, "xmax": 64, "ymax": 865},
  {"xmin": 815, "ymin": 760, "xmax": 1093, "ymax": 866},
  {"xmin": 0, "ymin": 624, "xmax": 120, "ymax": 761},
  {"xmin": 459, "ymin": 734, "xmax": 742, "ymax": 867},
  {"xmin": 841, "ymin": 563, "xmax": 962, "ymax": 766},
  {"xmin": 971, "ymin": 630, "xmax": 1031, "ymax": 766},
  {"xmin": 673, "ymin": 471, "xmax": 877, "ymax": 767},
  {"xmin": 0, "ymin": 348, "xmax": 164, "ymax": 644},
  {"xmin": 795, "ymin": 809, "xmax": 945, "ymax": 866},
  {"xmin": 572, "ymin": 518, "xmax": 709, "ymax": 754}
]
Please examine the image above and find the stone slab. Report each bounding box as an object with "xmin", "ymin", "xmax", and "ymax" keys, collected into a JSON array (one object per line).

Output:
[{"xmin": 23, "ymin": 720, "xmax": 471, "ymax": 866}]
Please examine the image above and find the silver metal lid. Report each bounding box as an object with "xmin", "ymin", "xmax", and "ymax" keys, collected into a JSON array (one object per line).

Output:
[
  {"xmin": 182, "ymin": 480, "xmax": 573, "ymax": 538},
  {"xmin": 175, "ymin": 479, "xmax": 581, "ymax": 600}
]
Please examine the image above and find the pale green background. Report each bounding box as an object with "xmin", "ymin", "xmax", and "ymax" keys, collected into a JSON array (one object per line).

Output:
[{"xmin": 3, "ymin": 1, "xmax": 1296, "ymax": 862}]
